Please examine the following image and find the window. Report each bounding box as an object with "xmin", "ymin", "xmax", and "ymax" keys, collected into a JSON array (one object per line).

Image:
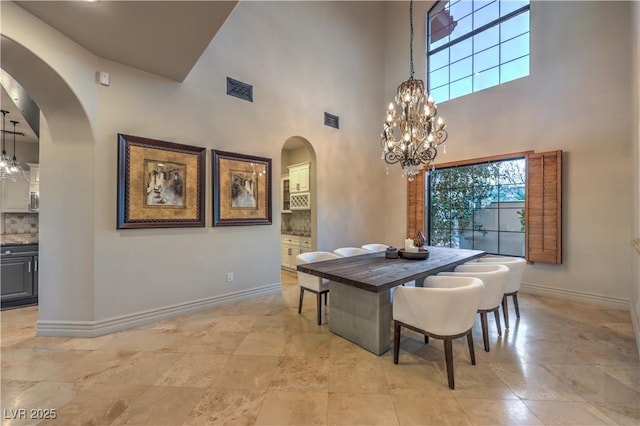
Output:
[
  {"xmin": 427, "ymin": 0, "xmax": 530, "ymax": 102},
  {"xmin": 406, "ymin": 150, "xmax": 562, "ymax": 264},
  {"xmin": 427, "ymin": 157, "xmax": 526, "ymax": 257}
]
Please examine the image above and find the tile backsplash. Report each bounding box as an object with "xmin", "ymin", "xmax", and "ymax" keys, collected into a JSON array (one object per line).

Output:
[
  {"xmin": 282, "ymin": 210, "xmax": 311, "ymax": 236},
  {"xmin": 2, "ymin": 213, "xmax": 39, "ymax": 235}
]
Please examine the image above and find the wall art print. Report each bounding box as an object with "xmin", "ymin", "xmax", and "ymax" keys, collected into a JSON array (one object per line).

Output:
[
  {"xmin": 212, "ymin": 149, "xmax": 272, "ymax": 226},
  {"xmin": 117, "ymin": 133, "xmax": 206, "ymax": 229}
]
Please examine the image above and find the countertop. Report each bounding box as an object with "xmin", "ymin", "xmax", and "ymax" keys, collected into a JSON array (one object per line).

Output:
[
  {"xmin": 1, "ymin": 233, "xmax": 39, "ymax": 246},
  {"xmin": 281, "ymin": 231, "xmax": 311, "ymax": 237}
]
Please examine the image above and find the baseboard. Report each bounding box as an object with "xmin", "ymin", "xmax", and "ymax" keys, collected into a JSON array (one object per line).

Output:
[
  {"xmin": 521, "ymin": 282, "xmax": 630, "ymax": 310},
  {"xmin": 36, "ymin": 282, "xmax": 282, "ymax": 338}
]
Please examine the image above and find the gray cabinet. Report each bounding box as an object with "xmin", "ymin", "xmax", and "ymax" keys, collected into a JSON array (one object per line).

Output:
[{"xmin": 1, "ymin": 244, "xmax": 38, "ymax": 308}]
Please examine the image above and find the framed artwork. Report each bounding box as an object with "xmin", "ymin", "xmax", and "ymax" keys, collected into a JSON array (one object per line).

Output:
[
  {"xmin": 212, "ymin": 150, "xmax": 272, "ymax": 226},
  {"xmin": 117, "ymin": 133, "xmax": 206, "ymax": 229}
]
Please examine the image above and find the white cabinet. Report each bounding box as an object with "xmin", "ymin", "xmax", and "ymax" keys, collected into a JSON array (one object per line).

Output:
[
  {"xmin": 288, "ymin": 162, "xmax": 309, "ymax": 193},
  {"xmin": 281, "ymin": 234, "xmax": 301, "ymax": 270},
  {"xmin": 1, "ymin": 171, "xmax": 31, "ymax": 212},
  {"xmin": 300, "ymin": 236, "xmax": 312, "ymax": 254},
  {"xmin": 27, "ymin": 163, "xmax": 39, "ymax": 193}
]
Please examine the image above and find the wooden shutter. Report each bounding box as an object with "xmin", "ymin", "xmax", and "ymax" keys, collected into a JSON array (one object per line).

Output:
[
  {"xmin": 526, "ymin": 150, "xmax": 562, "ymax": 264},
  {"xmin": 406, "ymin": 171, "xmax": 425, "ymax": 239}
]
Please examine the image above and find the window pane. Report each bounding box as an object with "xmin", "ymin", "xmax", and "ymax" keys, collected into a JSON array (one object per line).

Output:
[
  {"xmin": 450, "ymin": 38, "xmax": 473, "ymax": 62},
  {"xmin": 474, "ymin": 45, "xmax": 499, "ymax": 73},
  {"xmin": 499, "ymin": 184, "xmax": 525, "ymax": 201},
  {"xmin": 500, "ymin": 55, "xmax": 529, "ymax": 83},
  {"xmin": 474, "ymin": 1, "xmax": 499, "ymax": 29},
  {"xmin": 474, "ymin": 0, "xmax": 494, "ymax": 11},
  {"xmin": 450, "ymin": 76, "xmax": 472, "ymax": 99},
  {"xmin": 499, "ymin": 232, "xmax": 525, "ymax": 256},
  {"xmin": 450, "ymin": 57, "xmax": 472, "ymax": 81},
  {"xmin": 459, "ymin": 230, "xmax": 474, "ymax": 249},
  {"xmin": 429, "ymin": 85, "xmax": 449, "ymax": 103},
  {"xmin": 501, "ymin": 33, "xmax": 529, "ymax": 63},
  {"xmin": 473, "ymin": 25, "xmax": 499, "ymax": 53},
  {"xmin": 473, "ymin": 66, "xmax": 499, "ymax": 91},
  {"xmin": 475, "ymin": 207, "xmax": 498, "ymax": 231},
  {"xmin": 450, "ymin": 14, "xmax": 473, "ymax": 43},
  {"xmin": 499, "ymin": 207, "xmax": 525, "ymax": 231},
  {"xmin": 500, "ymin": 0, "xmax": 529, "ymax": 17},
  {"xmin": 498, "ymin": 159, "xmax": 526, "ymax": 184},
  {"xmin": 500, "ymin": 10, "xmax": 529, "ymax": 41},
  {"xmin": 430, "ymin": 66, "xmax": 450, "ymax": 88},
  {"xmin": 429, "ymin": 48, "xmax": 450, "ymax": 71},
  {"xmin": 450, "ymin": 0, "xmax": 473, "ymax": 21},
  {"xmin": 473, "ymin": 231, "xmax": 499, "ymax": 253}
]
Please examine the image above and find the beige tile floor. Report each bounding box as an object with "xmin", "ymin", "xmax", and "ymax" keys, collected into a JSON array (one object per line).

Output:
[{"xmin": 1, "ymin": 270, "xmax": 639, "ymax": 425}]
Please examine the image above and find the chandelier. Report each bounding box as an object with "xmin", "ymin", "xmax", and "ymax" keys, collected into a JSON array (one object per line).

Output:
[{"xmin": 380, "ymin": 0, "xmax": 448, "ymax": 181}]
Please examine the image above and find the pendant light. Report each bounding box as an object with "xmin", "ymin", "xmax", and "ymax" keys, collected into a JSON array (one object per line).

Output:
[
  {"xmin": 0, "ymin": 109, "xmax": 15, "ymax": 181},
  {"xmin": 9, "ymin": 120, "xmax": 26, "ymax": 180}
]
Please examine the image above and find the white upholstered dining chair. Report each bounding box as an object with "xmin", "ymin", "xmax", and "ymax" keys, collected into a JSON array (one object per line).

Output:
[
  {"xmin": 437, "ymin": 264, "xmax": 509, "ymax": 352},
  {"xmin": 393, "ymin": 275, "xmax": 484, "ymax": 389},
  {"xmin": 332, "ymin": 247, "xmax": 371, "ymax": 257},
  {"xmin": 361, "ymin": 243, "xmax": 389, "ymax": 252},
  {"xmin": 295, "ymin": 251, "xmax": 340, "ymax": 325},
  {"xmin": 470, "ymin": 256, "xmax": 526, "ymax": 328}
]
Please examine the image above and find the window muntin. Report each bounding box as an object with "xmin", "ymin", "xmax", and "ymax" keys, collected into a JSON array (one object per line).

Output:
[
  {"xmin": 426, "ymin": 158, "xmax": 526, "ymax": 257},
  {"xmin": 427, "ymin": 0, "xmax": 530, "ymax": 103}
]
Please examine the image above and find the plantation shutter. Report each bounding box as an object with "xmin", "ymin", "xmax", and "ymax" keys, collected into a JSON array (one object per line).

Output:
[
  {"xmin": 526, "ymin": 150, "xmax": 562, "ymax": 264},
  {"xmin": 406, "ymin": 171, "xmax": 425, "ymax": 239}
]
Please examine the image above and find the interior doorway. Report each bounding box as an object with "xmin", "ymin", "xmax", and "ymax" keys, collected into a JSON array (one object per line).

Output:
[{"xmin": 279, "ymin": 136, "xmax": 317, "ymax": 271}]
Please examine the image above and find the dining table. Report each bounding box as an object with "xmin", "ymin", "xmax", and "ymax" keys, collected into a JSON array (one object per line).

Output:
[{"xmin": 296, "ymin": 246, "xmax": 486, "ymax": 355}]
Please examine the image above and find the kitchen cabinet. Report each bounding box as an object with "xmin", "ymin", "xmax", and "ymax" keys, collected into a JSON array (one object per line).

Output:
[
  {"xmin": 281, "ymin": 234, "xmax": 313, "ymax": 270},
  {"xmin": 1, "ymin": 244, "xmax": 38, "ymax": 308},
  {"xmin": 0, "ymin": 171, "xmax": 31, "ymax": 212},
  {"xmin": 288, "ymin": 162, "xmax": 309, "ymax": 193},
  {"xmin": 281, "ymin": 234, "xmax": 300, "ymax": 270},
  {"xmin": 281, "ymin": 176, "xmax": 291, "ymax": 213}
]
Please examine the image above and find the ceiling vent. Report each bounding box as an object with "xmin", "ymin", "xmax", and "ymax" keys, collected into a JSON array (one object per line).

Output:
[
  {"xmin": 324, "ymin": 112, "xmax": 339, "ymax": 129},
  {"xmin": 226, "ymin": 77, "xmax": 253, "ymax": 102}
]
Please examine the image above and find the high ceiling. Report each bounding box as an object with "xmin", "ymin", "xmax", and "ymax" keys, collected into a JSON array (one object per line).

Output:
[
  {"xmin": 2, "ymin": 1, "xmax": 238, "ymax": 144},
  {"xmin": 13, "ymin": 0, "xmax": 238, "ymax": 82}
]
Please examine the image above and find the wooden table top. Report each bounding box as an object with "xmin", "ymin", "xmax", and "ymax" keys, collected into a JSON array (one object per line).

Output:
[{"xmin": 297, "ymin": 246, "xmax": 486, "ymax": 293}]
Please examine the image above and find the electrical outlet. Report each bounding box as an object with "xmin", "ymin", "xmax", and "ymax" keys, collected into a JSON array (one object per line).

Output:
[{"xmin": 227, "ymin": 272, "xmax": 234, "ymax": 282}]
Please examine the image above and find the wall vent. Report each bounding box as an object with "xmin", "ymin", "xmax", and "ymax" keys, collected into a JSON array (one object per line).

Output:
[
  {"xmin": 324, "ymin": 112, "xmax": 340, "ymax": 129},
  {"xmin": 226, "ymin": 77, "xmax": 253, "ymax": 102}
]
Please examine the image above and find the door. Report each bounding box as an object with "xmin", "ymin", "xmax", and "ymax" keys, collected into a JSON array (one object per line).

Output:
[{"xmin": 1, "ymin": 256, "xmax": 34, "ymax": 301}]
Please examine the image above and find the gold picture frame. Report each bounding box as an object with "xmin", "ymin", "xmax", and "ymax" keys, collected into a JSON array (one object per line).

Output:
[
  {"xmin": 212, "ymin": 150, "xmax": 272, "ymax": 226},
  {"xmin": 117, "ymin": 134, "xmax": 206, "ymax": 229}
]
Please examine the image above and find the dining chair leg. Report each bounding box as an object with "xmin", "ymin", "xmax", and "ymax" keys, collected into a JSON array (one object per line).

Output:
[
  {"xmin": 502, "ymin": 295, "xmax": 510, "ymax": 329},
  {"xmin": 393, "ymin": 321, "xmax": 401, "ymax": 364},
  {"xmin": 324, "ymin": 292, "xmax": 328, "ymax": 306},
  {"xmin": 444, "ymin": 338, "xmax": 455, "ymax": 389},
  {"xmin": 298, "ymin": 288, "xmax": 304, "ymax": 314},
  {"xmin": 494, "ymin": 309, "xmax": 502, "ymax": 336},
  {"xmin": 424, "ymin": 335, "xmax": 429, "ymax": 344},
  {"xmin": 513, "ymin": 293, "xmax": 521, "ymax": 318},
  {"xmin": 480, "ymin": 312, "xmax": 490, "ymax": 352},
  {"xmin": 316, "ymin": 293, "xmax": 322, "ymax": 326},
  {"xmin": 466, "ymin": 330, "xmax": 476, "ymax": 365}
]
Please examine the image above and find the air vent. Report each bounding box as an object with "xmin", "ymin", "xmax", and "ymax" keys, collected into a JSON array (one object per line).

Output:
[
  {"xmin": 324, "ymin": 112, "xmax": 339, "ymax": 129},
  {"xmin": 226, "ymin": 77, "xmax": 253, "ymax": 102}
]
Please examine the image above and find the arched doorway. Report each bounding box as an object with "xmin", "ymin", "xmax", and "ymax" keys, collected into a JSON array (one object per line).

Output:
[
  {"xmin": 280, "ymin": 136, "xmax": 317, "ymax": 271},
  {"xmin": 1, "ymin": 35, "xmax": 96, "ymax": 330}
]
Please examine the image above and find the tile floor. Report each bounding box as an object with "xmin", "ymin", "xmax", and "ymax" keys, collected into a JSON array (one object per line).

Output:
[{"xmin": 1, "ymin": 270, "xmax": 639, "ymax": 425}]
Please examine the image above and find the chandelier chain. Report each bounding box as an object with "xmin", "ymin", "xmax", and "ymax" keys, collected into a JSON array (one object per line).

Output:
[{"xmin": 409, "ymin": 0, "xmax": 414, "ymax": 79}]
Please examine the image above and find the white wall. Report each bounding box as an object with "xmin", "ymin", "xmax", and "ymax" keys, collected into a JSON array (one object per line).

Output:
[
  {"xmin": 384, "ymin": 1, "xmax": 635, "ymax": 306},
  {"xmin": 3, "ymin": 1, "xmax": 389, "ymax": 329}
]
